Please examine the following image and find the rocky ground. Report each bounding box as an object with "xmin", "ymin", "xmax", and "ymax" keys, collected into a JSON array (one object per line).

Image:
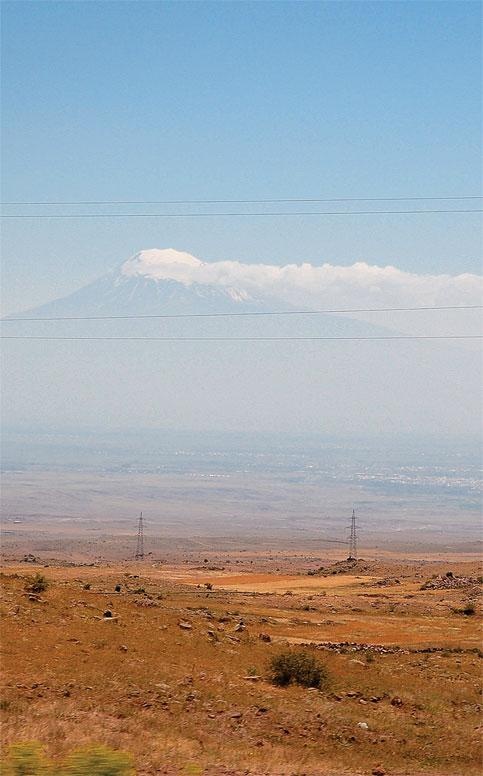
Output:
[{"xmin": 1, "ymin": 553, "xmax": 481, "ymax": 775}]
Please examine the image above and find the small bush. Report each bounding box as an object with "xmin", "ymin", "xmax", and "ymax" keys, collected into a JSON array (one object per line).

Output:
[
  {"xmin": 2, "ymin": 742, "xmax": 134, "ymax": 776},
  {"xmin": 26, "ymin": 573, "xmax": 49, "ymax": 594},
  {"xmin": 114, "ymin": 584, "xmax": 121, "ymax": 593},
  {"xmin": 183, "ymin": 765, "xmax": 202, "ymax": 776},
  {"xmin": 453, "ymin": 602, "xmax": 476, "ymax": 616},
  {"xmin": 60, "ymin": 744, "xmax": 134, "ymax": 775},
  {"xmin": 268, "ymin": 649, "xmax": 329, "ymax": 689},
  {"xmin": 2, "ymin": 742, "xmax": 53, "ymax": 775}
]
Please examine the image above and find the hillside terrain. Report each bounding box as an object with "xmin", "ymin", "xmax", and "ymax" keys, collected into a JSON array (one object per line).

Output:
[{"xmin": 1, "ymin": 553, "xmax": 481, "ymax": 775}]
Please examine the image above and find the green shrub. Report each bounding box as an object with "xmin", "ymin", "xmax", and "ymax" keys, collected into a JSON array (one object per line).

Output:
[
  {"xmin": 1, "ymin": 743, "xmax": 134, "ymax": 776},
  {"xmin": 453, "ymin": 602, "xmax": 476, "ymax": 616},
  {"xmin": 2, "ymin": 742, "xmax": 53, "ymax": 775},
  {"xmin": 26, "ymin": 573, "xmax": 48, "ymax": 594},
  {"xmin": 268, "ymin": 649, "xmax": 329, "ymax": 689},
  {"xmin": 60, "ymin": 745, "xmax": 134, "ymax": 775}
]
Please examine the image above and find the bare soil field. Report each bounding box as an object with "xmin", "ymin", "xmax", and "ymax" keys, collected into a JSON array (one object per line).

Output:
[{"xmin": 1, "ymin": 552, "xmax": 481, "ymax": 776}]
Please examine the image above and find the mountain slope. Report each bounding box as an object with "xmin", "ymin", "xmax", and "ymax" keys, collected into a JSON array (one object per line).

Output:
[
  {"xmin": 3, "ymin": 249, "xmax": 480, "ymax": 435},
  {"xmin": 8, "ymin": 249, "xmax": 268, "ymax": 319},
  {"xmin": 7, "ymin": 248, "xmax": 396, "ymax": 339}
]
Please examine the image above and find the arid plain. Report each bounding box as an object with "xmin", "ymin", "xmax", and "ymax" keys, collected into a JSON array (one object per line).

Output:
[{"xmin": 1, "ymin": 544, "xmax": 481, "ymax": 776}]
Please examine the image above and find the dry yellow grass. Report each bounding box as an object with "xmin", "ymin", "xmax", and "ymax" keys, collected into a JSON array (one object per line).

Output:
[{"xmin": 1, "ymin": 558, "xmax": 481, "ymax": 775}]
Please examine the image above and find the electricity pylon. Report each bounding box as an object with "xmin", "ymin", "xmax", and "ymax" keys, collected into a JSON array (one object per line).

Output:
[
  {"xmin": 135, "ymin": 512, "xmax": 144, "ymax": 560},
  {"xmin": 348, "ymin": 508, "xmax": 358, "ymax": 560}
]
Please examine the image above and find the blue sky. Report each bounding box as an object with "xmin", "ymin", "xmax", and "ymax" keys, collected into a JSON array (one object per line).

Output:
[{"xmin": 1, "ymin": 0, "xmax": 482, "ymax": 313}]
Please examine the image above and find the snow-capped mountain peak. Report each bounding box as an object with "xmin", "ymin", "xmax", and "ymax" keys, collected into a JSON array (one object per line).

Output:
[{"xmin": 121, "ymin": 249, "xmax": 203, "ymax": 284}]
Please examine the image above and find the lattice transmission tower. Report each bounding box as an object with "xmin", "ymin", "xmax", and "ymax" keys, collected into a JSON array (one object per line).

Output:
[
  {"xmin": 135, "ymin": 511, "xmax": 145, "ymax": 560},
  {"xmin": 348, "ymin": 508, "xmax": 358, "ymax": 560}
]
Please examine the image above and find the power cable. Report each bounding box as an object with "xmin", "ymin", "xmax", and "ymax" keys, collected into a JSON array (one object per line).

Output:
[
  {"xmin": 2, "ymin": 335, "xmax": 481, "ymax": 342},
  {"xmin": 2, "ymin": 195, "xmax": 482, "ymax": 206},
  {"xmin": 3, "ymin": 304, "xmax": 482, "ymax": 323},
  {"xmin": 1, "ymin": 209, "xmax": 482, "ymax": 219}
]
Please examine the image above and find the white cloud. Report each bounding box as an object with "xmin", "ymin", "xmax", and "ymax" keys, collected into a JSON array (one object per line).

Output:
[{"xmin": 121, "ymin": 248, "xmax": 482, "ymax": 313}]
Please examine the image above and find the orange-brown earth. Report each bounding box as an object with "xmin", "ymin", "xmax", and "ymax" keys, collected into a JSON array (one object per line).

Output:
[{"xmin": 1, "ymin": 553, "xmax": 481, "ymax": 775}]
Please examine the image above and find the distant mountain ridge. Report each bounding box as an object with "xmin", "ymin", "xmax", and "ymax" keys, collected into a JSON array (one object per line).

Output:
[
  {"xmin": 7, "ymin": 248, "xmax": 395, "ymax": 338},
  {"xmin": 3, "ymin": 249, "xmax": 480, "ymax": 435},
  {"xmin": 9, "ymin": 249, "xmax": 269, "ymax": 319}
]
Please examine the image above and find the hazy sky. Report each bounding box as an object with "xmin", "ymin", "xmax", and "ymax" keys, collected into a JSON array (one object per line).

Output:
[
  {"xmin": 1, "ymin": 1, "xmax": 482, "ymax": 314},
  {"xmin": 1, "ymin": 2, "xmax": 482, "ymax": 437}
]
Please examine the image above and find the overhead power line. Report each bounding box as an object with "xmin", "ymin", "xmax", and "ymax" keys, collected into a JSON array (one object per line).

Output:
[
  {"xmin": 2, "ymin": 195, "xmax": 482, "ymax": 206},
  {"xmin": 2, "ymin": 335, "xmax": 481, "ymax": 342},
  {"xmin": 3, "ymin": 304, "xmax": 481, "ymax": 323},
  {"xmin": 1, "ymin": 209, "xmax": 482, "ymax": 219}
]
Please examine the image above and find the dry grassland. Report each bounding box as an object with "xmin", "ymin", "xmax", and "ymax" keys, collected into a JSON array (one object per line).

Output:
[{"xmin": 1, "ymin": 556, "xmax": 481, "ymax": 776}]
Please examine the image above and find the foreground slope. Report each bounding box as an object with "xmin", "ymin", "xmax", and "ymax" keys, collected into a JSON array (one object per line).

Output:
[{"xmin": 1, "ymin": 556, "xmax": 481, "ymax": 775}]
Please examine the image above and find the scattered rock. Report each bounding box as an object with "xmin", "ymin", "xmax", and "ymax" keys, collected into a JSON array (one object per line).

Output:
[
  {"xmin": 376, "ymin": 577, "xmax": 401, "ymax": 587},
  {"xmin": 230, "ymin": 711, "xmax": 242, "ymax": 719},
  {"xmin": 421, "ymin": 575, "xmax": 481, "ymax": 591},
  {"xmin": 391, "ymin": 696, "xmax": 403, "ymax": 707},
  {"xmin": 119, "ymin": 644, "xmax": 128, "ymax": 652},
  {"xmin": 372, "ymin": 766, "xmax": 387, "ymax": 776},
  {"xmin": 103, "ymin": 610, "xmax": 112, "ymax": 618},
  {"xmin": 134, "ymin": 598, "xmax": 158, "ymax": 607},
  {"xmin": 357, "ymin": 722, "xmax": 369, "ymax": 730},
  {"xmin": 258, "ymin": 633, "xmax": 271, "ymax": 642},
  {"xmin": 178, "ymin": 621, "xmax": 192, "ymax": 630},
  {"xmin": 243, "ymin": 675, "xmax": 261, "ymax": 681}
]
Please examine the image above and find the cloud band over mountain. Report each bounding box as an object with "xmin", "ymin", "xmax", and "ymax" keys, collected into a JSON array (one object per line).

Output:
[{"xmin": 121, "ymin": 249, "xmax": 482, "ymax": 311}]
